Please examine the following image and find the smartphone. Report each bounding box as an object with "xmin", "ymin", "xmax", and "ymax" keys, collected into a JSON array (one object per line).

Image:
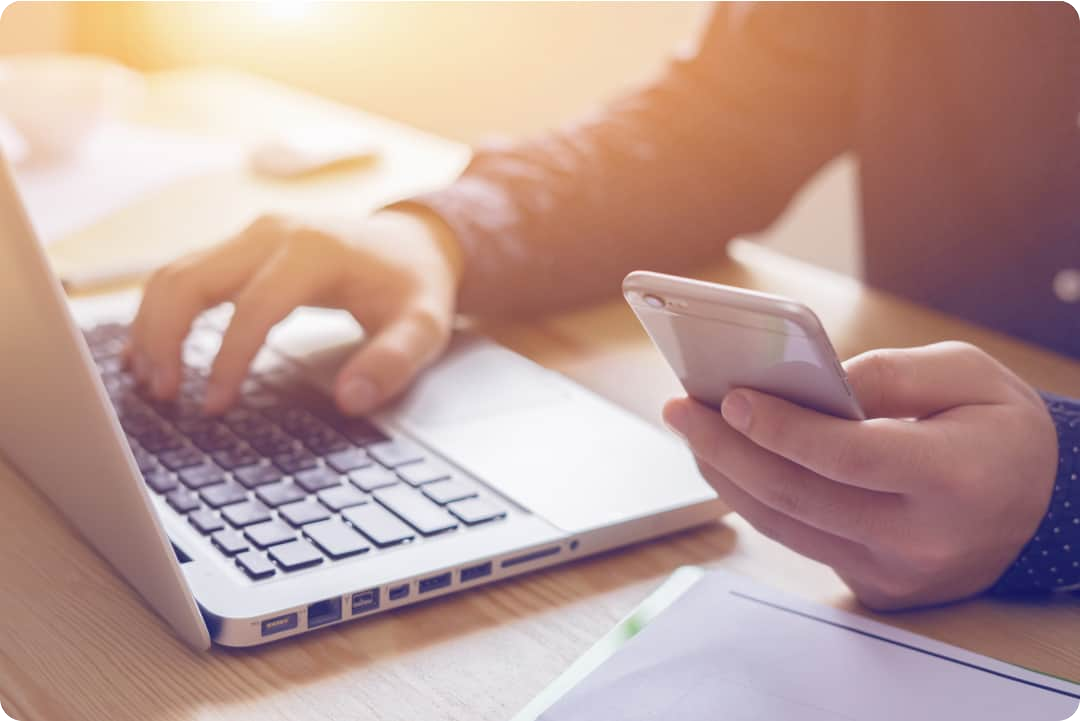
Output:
[{"xmin": 623, "ymin": 271, "xmax": 864, "ymax": 420}]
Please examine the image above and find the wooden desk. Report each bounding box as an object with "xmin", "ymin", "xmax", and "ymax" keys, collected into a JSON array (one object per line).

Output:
[{"xmin": 2, "ymin": 70, "xmax": 1078, "ymax": 721}]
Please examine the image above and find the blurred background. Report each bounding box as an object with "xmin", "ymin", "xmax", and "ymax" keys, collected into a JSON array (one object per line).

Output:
[{"xmin": 0, "ymin": 1, "xmax": 859, "ymax": 275}]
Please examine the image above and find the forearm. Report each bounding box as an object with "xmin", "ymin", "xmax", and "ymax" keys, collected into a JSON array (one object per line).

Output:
[
  {"xmin": 405, "ymin": 4, "xmax": 858, "ymax": 318},
  {"xmin": 991, "ymin": 392, "xmax": 1080, "ymax": 594}
]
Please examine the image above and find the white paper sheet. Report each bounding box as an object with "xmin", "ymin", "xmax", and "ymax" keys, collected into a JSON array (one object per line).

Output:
[
  {"xmin": 537, "ymin": 570, "xmax": 1080, "ymax": 721},
  {"xmin": 11, "ymin": 122, "xmax": 242, "ymax": 245}
]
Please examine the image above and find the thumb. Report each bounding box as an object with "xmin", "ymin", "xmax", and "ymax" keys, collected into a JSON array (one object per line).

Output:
[
  {"xmin": 334, "ymin": 305, "xmax": 450, "ymax": 416},
  {"xmin": 845, "ymin": 341, "xmax": 1005, "ymax": 419}
]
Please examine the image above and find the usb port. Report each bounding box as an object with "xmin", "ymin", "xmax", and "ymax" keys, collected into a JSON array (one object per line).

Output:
[
  {"xmin": 307, "ymin": 598, "xmax": 343, "ymax": 629},
  {"xmin": 352, "ymin": 588, "xmax": 381, "ymax": 615},
  {"xmin": 261, "ymin": 612, "xmax": 298, "ymax": 636},
  {"xmin": 460, "ymin": 561, "xmax": 492, "ymax": 583},
  {"xmin": 418, "ymin": 572, "xmax": 452, "ymax": 594},
  {"xmin": 388, "ymin": 583, "xmax": 410, "ymax": 601}
]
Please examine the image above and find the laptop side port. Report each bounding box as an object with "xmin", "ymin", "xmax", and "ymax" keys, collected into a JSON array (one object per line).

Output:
[
  {"xmin": 388, "ymin": 583, "xmax": 410, "ymax": 601},
  {"xmin": 352, "ymin": 588, "xmax": 381, "ymax": 615},
  {"xmin": 307, "ymin": 598, "xmax": 343, "ymax": 629},
  {"xmin": 261, "ymin": 612, "xmax": 299, "ymax": 637},
  {"xmin": 418, "ymin": 571, "xmax": 452, "ymax": 594},
  {"xmin": 501, "ymin": 545, "xmax": 561, "ymax": 568},
  {"xmin": 460, "ymin": 561, "xmax": 493, "ymax": 583}
]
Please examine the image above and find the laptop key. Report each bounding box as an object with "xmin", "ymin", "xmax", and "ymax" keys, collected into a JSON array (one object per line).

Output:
[
  {"xmin": 374, "ymin": 485, "xmax": 458, "ymax": 536},
  {"xmin": 303, "ymin": 430, "xmax": 351, "ymax": 456},
  {"xmin": 325, "ymin": 447, "xmax": 371, "ymax": 473},
  {"xmin": 422, "ymin": 478, "xmax": 478, "ymax": 505},
  {"xmin": 279, "ymin": 500, "xmax": 332, "ymax": 528},
  {"xmin": 342, "ymin": 504, "xmax": 416, "ymax": 547},
  {"xmin": 348, "ymin": 465, "xmax": 399, "ymax": 492},
  {"xmin": 199, "ymin": 481, "xmax": 249, "ymax": 509},
  {"xmin": 304, "ymin": 519, "xmax": 371, "ymax": 559},
  {"xmin": 255, "ymin": 481, "xmax": 307, "ymax": 508},
  {"xmin": 178, "ymin": 462, "xmax": 227, "ymax": 490},
  {"xmin": 189, "ymin": 509, "xmax": 225, "ymax": 535},
  {"xmin": 251, "ymin": 435, "xmax": 296, "ymax": 458},
  {"xmin": 221, "ymin": 500, "xmax": 273, "ymax": 528},
  {"xmin": 268, "ymin": 539, "xmax": 324, "ymax": 572},
  {"xmin": 139, "ymin": 430, "xmax": 185, "ymax": 454},
  {"xmin": 165, "ymin": 489, "xmax": 200, "ymax": 514},
  {"xmin": 397, "ymin": 460, "xmax": 452, "ymax": 487},
  {"xmin": 131, "ymin": 446, "xmax": 157, "ymax": 473},
  {"xmin": 143, "ymin": 468, "xmax": 179, "ymax": 494},
  {"xmin": 338, "ymin": 418, "xmax": 389, "ymax": 446},
  {"xmin": 367, "ymin": 439, "xmax": 425, "ymax": 468},
  {"xmin": 273, "ymin": 448, "xmax": 319, "ymax": 475},
  {"xmin": 317, "ymin": 484, "xmax": 368, "ymax": 512},
  {"xmin": 189, "ymin": 426, "xmax": 239, "ymax": 452},
  {"xmin": 449, "ymin": 497, "xmax": 508, "ymax": 526},
  {"xmin": 236, "ymin": 551, "xmax": 276, "ymax": 580},
  {"xmin": 159, "ymin": 446, "xmax": 208, "ymax": 471},
  {"xmin": 211, "ymin": 444, "xmax": 261, "ymax": 470},
  {"xmin": 211, "ymin": 529, "xmax": 250, "ymax": 557},
  {"xmin": 294, "ymin": 466, "xmax": 341, "ymax": 493},
  {"xmin": 234, "ymin": 464, "xmax": 283, "ymax": 489},
  {"xmin": 244, "ymin": 519, "xmax": 297, "ymax": 549}
]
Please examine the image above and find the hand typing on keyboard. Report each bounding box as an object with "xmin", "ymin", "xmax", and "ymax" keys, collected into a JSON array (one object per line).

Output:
[
  {"xmin": 85, "ymin": 323, "xmax": 509, "ymax": 581},
  {"xmin": 124, "ymin": 207, "xmax": 464, "ymax": 416}
]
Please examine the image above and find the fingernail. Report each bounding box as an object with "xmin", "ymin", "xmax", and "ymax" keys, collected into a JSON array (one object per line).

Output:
[
  {"xmin": 663, "ymin": 402, "xmax": 689, "ymax": 439},
  {"xmin": 339, "ymin": 376, "xmax": 379, "ymax": 415},
  {"xmin": 722, "ymin": 392, "xmax": 752, "ymax": 432}
]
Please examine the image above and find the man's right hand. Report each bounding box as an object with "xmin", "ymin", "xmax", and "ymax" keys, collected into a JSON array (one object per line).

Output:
[{"xmin": 125, "ymin": 207, "xmax": 464, "ymax": 416}]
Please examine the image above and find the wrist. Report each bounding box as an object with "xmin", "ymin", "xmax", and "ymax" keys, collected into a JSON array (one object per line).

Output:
[
  {"xmin": 991, "ymin": 392, "xmax": 1080, "ymax": 595},
  {"xmin": 376, "ymin": 204, "xmax": 465, "ymax": 288}
]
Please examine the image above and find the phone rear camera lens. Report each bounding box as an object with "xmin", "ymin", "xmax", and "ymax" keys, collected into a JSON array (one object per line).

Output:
[{"xmin": 643, "ymin": 294, "xmax": 664, "ymax": 308}]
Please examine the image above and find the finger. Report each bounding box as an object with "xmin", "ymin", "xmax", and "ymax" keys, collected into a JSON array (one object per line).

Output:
[
  {"xmin": 204, "ymin": 245, "xmax": 323, "ymax": 413},
  {"xmin": 334, "ymin": 304, "xmax": 450, "ymax": 415},
  {"xmin": 845, "ymin": 342, "xmax": 1010, "ymax": 419},
  {"xmin": 129, "ymin": 221, "xmax": 283, "ymax": 399},
  {"xmin": 693, "ymin": 460, "xmax": 873, "ymax": 575},
  {"xmin": 664, "ymin": 397, "xmax": 904, "ymax": 542},
  {"xmin": 715, "ymin": 389, "xmax": 932, "ymax": 492}
]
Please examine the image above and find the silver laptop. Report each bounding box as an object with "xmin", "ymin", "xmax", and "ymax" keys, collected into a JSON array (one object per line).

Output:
[{"xmin": 0, "ymin": 157, "xmax": 720, "ymax": 649}]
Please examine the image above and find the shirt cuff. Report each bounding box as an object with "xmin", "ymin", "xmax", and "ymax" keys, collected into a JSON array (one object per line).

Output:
[{"xmin": 990, "ymin": 392, "xmax": 1080, "ymax": 595}]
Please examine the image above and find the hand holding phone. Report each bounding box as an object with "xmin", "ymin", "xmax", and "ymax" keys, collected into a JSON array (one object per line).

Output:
[{"xmin": 623, "ymin": 271, "xmax": 864, "ymax": 420}]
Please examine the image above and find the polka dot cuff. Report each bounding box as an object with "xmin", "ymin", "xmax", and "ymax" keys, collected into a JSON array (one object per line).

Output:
[{"xmin": 991, "ymin": 392, "xmax": 1080, "ymax": 595}]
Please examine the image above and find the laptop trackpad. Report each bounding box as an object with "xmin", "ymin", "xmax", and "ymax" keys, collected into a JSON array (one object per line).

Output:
[
  {"xmin": 389, "ymin": 335, "xmax": 570, "ymax": 426},
  {"xmin": 391, "ymin": 336, "xmax": 714, "ymax": 533}
]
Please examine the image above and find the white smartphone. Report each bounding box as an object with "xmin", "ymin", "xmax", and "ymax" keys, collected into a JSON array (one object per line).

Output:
[{"xmin": 623, "ymin": 271, "xmax": 865, "ymax": 420}]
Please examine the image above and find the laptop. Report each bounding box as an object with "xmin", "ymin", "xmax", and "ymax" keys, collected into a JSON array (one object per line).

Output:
[{"xmin": 0, "ymin": 156, "xmax": 720, "ymax": 649}]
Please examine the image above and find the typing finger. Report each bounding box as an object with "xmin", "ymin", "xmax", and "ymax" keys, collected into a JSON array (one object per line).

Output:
[
  {"xmin": 129, "ymin": 220, "xmax": 284, "ymax": 399},
  {"xmin": 334, "ymin": 302, "xmax": 451, "ymax": 416},
  {"xmin": 204, "ymin": 243, "xmax": 325, "ymax": 413}
]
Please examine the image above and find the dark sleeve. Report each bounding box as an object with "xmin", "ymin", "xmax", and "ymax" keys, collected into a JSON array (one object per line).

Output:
[
  {"xmin": 991, "ymin": 393, "xmax": 1080, "ymax": 595},
  {"xmin": 402, "ymin": 3, "xmax": 860, "ymax": 317}
]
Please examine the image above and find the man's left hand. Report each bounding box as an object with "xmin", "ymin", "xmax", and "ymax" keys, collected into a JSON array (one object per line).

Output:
[{"xmin": 663, "ymin": 341, "xmax": 1058, "ymax": 610}]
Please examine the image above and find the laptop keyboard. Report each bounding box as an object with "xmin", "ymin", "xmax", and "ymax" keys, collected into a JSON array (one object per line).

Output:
[{"xmin": 82, "ymin": 313, "xmax": 508, "ymax": 582}]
